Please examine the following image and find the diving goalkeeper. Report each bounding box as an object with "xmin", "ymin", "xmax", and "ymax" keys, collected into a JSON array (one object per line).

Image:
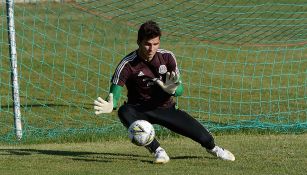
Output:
[{"xmin": 94, "ymin": 20, "xmax": 235, "ymax": 164}]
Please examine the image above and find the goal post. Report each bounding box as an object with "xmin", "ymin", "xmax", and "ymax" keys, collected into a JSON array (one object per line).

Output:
[{"xmin": 6, "ymin": 0, "xmax": 22, "ymax": 140}]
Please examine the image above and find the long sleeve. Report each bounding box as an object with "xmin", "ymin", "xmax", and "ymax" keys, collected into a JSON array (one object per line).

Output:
[{"xmin": 109, "ymin": 84, "xmax": 123, "ymax": 109}]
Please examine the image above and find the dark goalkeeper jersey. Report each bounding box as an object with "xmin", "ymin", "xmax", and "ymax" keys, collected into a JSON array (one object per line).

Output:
[{"xmin": 111, "ymin": 49, "xmax": 180, "ymax": 108}]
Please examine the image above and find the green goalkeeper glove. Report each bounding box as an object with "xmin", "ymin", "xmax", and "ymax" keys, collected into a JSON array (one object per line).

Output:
[
  {"xmin": 155, "ymin": 71, "xmax": 181, "ymax": 95},
  {"xmin": 94, "ymin": 93, "xmax": 113, "ymax": 114}
]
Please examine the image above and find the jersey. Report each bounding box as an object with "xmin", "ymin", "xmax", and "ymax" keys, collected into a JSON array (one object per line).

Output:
[{"xmin": 111, "ymin": 49, "xmax": 180, "ymax": 109}]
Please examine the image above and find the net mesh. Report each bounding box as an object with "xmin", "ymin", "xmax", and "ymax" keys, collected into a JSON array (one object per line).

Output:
[{"xmin": 0, "ymin": 0, "xmax": 306, "ymax": 142}]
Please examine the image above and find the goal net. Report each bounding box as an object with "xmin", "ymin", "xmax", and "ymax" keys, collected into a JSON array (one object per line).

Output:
[{"xmin": 0, "ymin": 0, "xmax": 306, "ymax": 142}]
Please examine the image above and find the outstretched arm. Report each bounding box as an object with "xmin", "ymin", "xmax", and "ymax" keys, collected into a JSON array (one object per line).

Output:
[
  {"xmin": 94, "ymin": 93, "xmax": 113, "ymax": 114},
  {"xmin": 94, "ymin": 84, "xmax": 123, "ymax": 114},
  {"xmin": 109, "ymin": 84, "xmax": 123, "ymax": 109}
]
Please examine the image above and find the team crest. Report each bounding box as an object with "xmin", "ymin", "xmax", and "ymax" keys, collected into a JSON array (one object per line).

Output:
[{"xmin": 158, "ymin": 65, "xmax": 167, "ymax": 74}]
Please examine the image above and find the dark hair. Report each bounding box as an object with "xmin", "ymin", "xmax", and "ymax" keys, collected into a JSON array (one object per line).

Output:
[{"xmin": 137, "ymin": 20, "xmax": 161, "ymax": 43}]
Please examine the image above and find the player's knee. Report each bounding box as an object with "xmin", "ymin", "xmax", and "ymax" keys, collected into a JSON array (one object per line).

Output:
[
  {"xmin": 117, "ymin": 105, "xmax": 128, "ymax": 126},
  {"xmin": 118, "ymin": 104, "xmax": 135, "ymax": 128},
  {"xmin": 118, "ymin": 105, "xmax": 127, "ymax": 118}
]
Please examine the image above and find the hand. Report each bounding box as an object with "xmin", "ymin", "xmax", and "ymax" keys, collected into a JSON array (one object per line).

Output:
[
  {"xmin": 155, "ymin": 71, "xmax": 181, "ymax": 95},
  {"xmin": 94, "ymin": 93, "xmax": 113, "ymax": 114}
]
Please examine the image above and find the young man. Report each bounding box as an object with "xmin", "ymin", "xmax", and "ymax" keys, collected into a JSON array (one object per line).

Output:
[{"xmin": 94, "ymin": 20, "xmax": 235, "ymax": 164}]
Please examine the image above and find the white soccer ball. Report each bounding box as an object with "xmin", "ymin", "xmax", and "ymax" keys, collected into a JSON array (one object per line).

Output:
[{"xmin": 128, "ymin": 120, "xmax": 155, "ymax": 146}]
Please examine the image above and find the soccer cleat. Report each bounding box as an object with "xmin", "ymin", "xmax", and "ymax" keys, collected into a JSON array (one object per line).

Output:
[
  {"xmin": 154, "ymin": 147, "xmax": 170, "ymax": 164},
  {"xmin": 207, "ymin": 146, "xmax": 235, "ymax": 161}
]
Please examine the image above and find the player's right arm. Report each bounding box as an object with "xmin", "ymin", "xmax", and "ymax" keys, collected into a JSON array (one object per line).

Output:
[
  {"xmin": 94, "ymin": 52, "xmax": 134, "ymax": 115},
  {"xmin": 94, "ymin": 93, "xmax": 114, "ymax": 114},
  {"xmin": 93, "ymin": 84, "xmax": 123, "ymax": 114}
]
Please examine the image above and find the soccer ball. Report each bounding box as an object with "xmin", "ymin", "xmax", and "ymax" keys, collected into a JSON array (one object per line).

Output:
[{"xmin": 128, "ymin": 120, "xmax": 155, "ymax": 146}]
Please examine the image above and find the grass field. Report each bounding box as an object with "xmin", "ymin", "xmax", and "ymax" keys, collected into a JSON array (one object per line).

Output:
[
  {"xmin": 0, "ymin": 1, "xmax": 307, "ymax": 174},
  {"xmin": 1, "ymin": 134, "xmax": 307, "ymax": 175}
]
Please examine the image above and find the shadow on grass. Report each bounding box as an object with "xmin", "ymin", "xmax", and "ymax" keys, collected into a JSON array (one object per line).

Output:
[
  {"xmin": 171, "ymin": 155, "xmax": 212, "ymax": 160},
  {"xmin": 0, "ymin": 148, "xmax": 153, "ymax": 163},
  {"xmin": 0, "ymin": 148, "xmax": 210, "ymax": 163}
]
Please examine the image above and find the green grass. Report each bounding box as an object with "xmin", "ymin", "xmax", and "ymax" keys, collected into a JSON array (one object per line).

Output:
[
  {"xmin": 0, "ymin": 134, "xmax": 306, "ymax": 175},
  {"xmin": 0, "ymin": 1, "xmax": 307, "ymax": 174}
]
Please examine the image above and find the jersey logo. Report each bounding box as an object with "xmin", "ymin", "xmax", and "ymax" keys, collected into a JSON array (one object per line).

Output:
[
  {"xmin": 138, "ymin": 71, "xmax": 144, "ymax": 77},
  {"xmin": 158, "ymin": 65, "xmax": 167, "ymax": 74}
]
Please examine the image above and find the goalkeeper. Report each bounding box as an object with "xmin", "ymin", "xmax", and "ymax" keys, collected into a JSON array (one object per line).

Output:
[{"xmin": 94, "ymin": 20, "xmax": 235, "ymax": 164}]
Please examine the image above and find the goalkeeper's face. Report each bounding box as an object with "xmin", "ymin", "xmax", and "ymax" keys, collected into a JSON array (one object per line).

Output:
[{"xmin": 138, "ymin": 36, "xmax": 160, "ymax": 62}]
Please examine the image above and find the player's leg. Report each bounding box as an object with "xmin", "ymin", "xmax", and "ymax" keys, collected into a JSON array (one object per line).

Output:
[
  {"xmin": 118, "ymin": 104, "xmax": 169, "ymax": 163},
  {"xmin": 145, "ymin": 105, "xmax": 235, "ymax": 161},
  {"xmin": 145, "ymin": 105, "xmax": 214, "ymax": 148},
  {"xmin": 118, "ymin": 104, "xmax": 147, "ymax": 128}
]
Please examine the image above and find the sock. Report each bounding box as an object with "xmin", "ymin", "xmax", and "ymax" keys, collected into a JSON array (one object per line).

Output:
[{"xmin": 145, "ymin": 138, "xmax": 160, "ymax": 153}]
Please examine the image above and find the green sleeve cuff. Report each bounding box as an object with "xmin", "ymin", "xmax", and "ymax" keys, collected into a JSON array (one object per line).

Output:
[
  {"xmin": 174, "ymin": 83, "xmax": 184, "ymax": 97},
  {"xmin": 109, "ymin": 84, "xmax": 123, "ymax": 109}
]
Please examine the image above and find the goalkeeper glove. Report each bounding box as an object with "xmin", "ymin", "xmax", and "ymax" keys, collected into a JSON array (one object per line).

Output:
[
  {"xmin": 155, "ymin": 71, "xmax": 181, "ymax": 95},
  {"xmin": 94, "ymin": 93, "xmax": 113, "ymax": 114}
]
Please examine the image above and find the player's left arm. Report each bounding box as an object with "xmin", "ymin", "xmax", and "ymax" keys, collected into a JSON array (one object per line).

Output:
[
  {"xmin": 174, "ymin": 79, "xmax": 183, "ymax": 97},
  {"xmin": 167, "ymin": 51, "xmax": 184, "ymax": 97},
  {"xmin": 155, "ymin": 51, "xmax": 184, "ymax": 96}
]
